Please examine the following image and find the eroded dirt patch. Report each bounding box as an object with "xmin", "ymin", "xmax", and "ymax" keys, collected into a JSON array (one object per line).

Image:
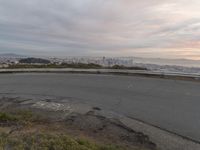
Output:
[
  {"xmin": 0, "ymin": 96, "xmax": 157, "ymax": 150},
  {"xmin": 64, "ymin": 110, "xmax": 156, "ymax": 150}
]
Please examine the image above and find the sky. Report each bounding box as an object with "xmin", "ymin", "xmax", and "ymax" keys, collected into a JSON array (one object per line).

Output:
[{"xmin": 0, "ymin": 0, "xmax": 200, "ymax": 59}]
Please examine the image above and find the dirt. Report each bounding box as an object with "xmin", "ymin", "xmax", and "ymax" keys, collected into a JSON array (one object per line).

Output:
[
  {"xmin": 0, "ymin": 96, "xmax": 157, "ymax": 150},
  {"xmin": 64, "ymin": 110, "xmax": 156, "ymax": 150}
]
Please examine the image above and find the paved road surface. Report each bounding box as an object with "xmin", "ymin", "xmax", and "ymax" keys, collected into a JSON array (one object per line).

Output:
[{"xmin": 0, "ymin": 73, "xmax": 200, "ymax": 142}]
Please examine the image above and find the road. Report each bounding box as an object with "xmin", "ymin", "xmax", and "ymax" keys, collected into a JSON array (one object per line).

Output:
[{"xmin": 0, "ymin": 73, "xmax": 200, "ymax": 142}]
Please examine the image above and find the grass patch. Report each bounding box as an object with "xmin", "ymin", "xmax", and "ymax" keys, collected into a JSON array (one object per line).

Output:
[
  {"xmin": 0, "ymin": 113, "xmax": 17, "ymax": 122},
  {"xmin": 0, "ymin": 111, "xmax": 148, "ymax": 150},
  {"xmin": 0, "ymin": 133, "xmax": 123, "ymax": 150},
  {"xmin": 0, "ymin": 111, "xmax": 124, "ymax": 150},
  {"xmin": 13, "ymin": 110, "xmax": 34, "ymax": 122},
  {"xmin": 0, "ymin": 110, "xmax": 40, "ymax": 125}
]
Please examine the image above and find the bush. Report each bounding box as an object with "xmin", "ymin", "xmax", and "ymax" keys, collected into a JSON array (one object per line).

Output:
[{"xmin": 0, "ymin": 112, "xmax": 17, "ymax": 122}]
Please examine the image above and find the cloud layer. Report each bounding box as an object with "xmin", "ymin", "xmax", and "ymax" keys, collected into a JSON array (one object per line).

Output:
[{"xmin": 0, "ymin": 0, "xmax": 200, "ymax": 59}]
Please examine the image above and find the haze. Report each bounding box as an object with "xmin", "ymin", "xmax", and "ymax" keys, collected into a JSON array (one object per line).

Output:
[{"xmin": 0, "ymin": 0, "xmax": 200, "ymax": 60}]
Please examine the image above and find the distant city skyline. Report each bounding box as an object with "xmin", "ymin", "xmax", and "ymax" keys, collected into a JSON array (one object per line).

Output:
[{"xmin": 0, "ymin": 0, "xmax": 200, "ymax": 60}]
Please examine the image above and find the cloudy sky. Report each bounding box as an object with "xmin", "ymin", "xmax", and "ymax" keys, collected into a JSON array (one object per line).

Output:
[{"xmin": 0, "ymin": 0, "xmax": 200, "ymax": 59}]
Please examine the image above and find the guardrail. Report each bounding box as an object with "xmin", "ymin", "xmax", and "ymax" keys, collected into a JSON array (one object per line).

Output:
[{"xmin": 0, "ymin": 68, "xmax": 199, "ymax": 81}]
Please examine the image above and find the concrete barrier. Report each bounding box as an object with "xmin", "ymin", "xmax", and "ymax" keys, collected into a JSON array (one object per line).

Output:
[{"xmin": 0, "ymin": 68, "xmax": 199, "ymax": 81}]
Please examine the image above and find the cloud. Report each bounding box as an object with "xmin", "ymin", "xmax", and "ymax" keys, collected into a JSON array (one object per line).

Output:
[{"xmin": 0, "ymin": 0, "xmax": 200, "ymax": 59}]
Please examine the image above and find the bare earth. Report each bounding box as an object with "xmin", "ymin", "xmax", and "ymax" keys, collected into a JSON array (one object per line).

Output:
[{"xmin": 0, "ymin": 96, "xmax": 156, "ymax": 150}]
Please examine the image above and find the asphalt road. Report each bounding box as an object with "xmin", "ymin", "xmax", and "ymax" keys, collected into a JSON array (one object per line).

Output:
[{"xmin": 0, "ymin": 73, "xmax": 200, "ymax": 142}]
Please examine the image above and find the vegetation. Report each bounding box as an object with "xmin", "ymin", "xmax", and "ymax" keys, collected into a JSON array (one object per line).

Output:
[
  {"xmin": 0, "ymin": 111, "xmax": 124, "ymax": 150},
  {"xmin": 19, "ymin": 58, "xmax": 51, "ymax": 64},
  {"xmin": 7, "ymin": 63, "xmax": 102, "ymax": 69},
  {"xmin": 0, "ymin": 133, "xmax": 122, "ymax": 150},
  {"xmin": 0, "ymin": 112, "xmax": 17, "ymax": 122},
  {"xmin": 0, "ymin": 110, "xmax": 36, "ymax": 122},
  {"xmin": 61, "ymin": 63, "xmax": 103, "ymax": 69},
  {"xmin": 7, "ymin": 63, "xmax": 147, "ymax": 70},
  {"xmin": 2, "ymin": 57, "xmax": 146, "ymax": 70},
  {"xmin": 110, "ymin": 65, "xmax": 147, "ymax": 70}
]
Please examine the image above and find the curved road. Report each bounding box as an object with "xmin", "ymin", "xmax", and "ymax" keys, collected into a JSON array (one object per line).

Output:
[{"xmin": 0, "ymin": 73, "xmax": 200, "ymax": 142}]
